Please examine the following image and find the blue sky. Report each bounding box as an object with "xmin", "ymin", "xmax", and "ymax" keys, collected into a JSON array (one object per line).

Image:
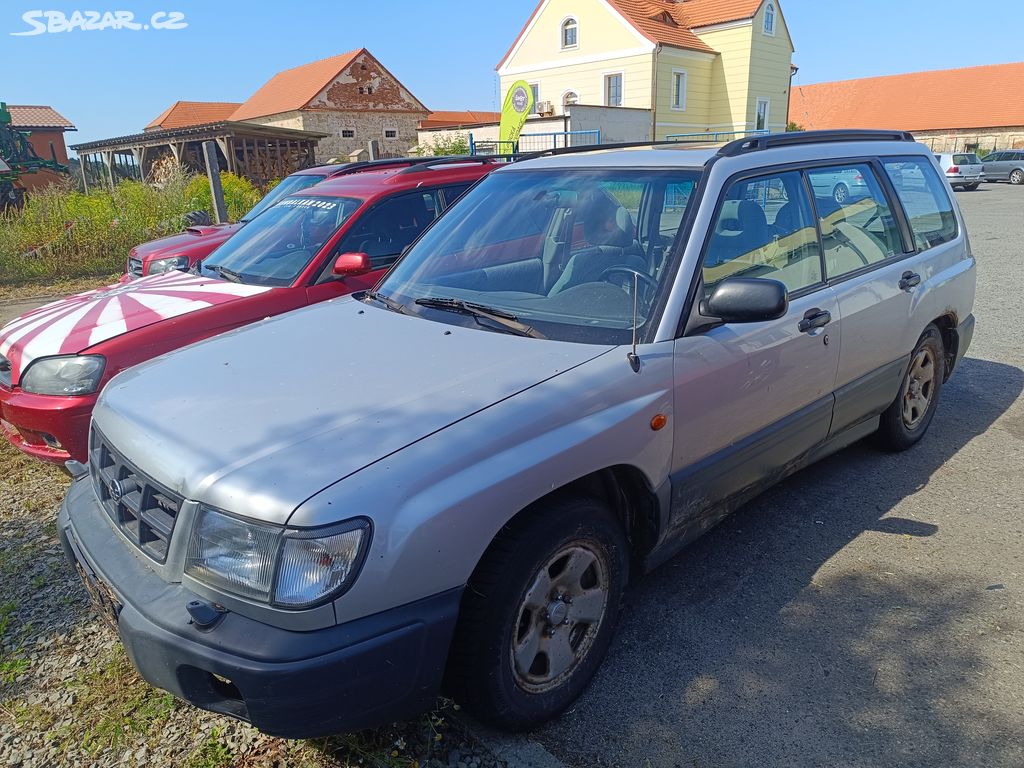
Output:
[{"xmin": 3, "ymin": 0, "xmax": 1023, "ymax": 147}]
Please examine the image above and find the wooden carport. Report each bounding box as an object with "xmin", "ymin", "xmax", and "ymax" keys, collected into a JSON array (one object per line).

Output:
[{"xmin": 71, "ymin": 121, "xmax": 329, "ymax": 189}]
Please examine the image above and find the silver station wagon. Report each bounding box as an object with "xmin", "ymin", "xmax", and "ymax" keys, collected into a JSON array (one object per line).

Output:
[{"xmin": 59, "ymin": 131, "xmax": 976, "ymax": 737}]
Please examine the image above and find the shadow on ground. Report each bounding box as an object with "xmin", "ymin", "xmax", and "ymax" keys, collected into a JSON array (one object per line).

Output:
[{"xmin": 534, "ymin": 357, "xmax": 1024, "ymax": 768}]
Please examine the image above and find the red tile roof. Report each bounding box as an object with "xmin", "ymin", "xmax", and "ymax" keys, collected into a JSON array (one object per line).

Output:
[
  {"xmin": 419, "ymin": 111, "xmax": 501, "ymax": 129},
  {"xmin": 497, "ymin": 0, "xmax": 769, "ymax": 68},
  {"xmin": 790, "ymin": 62, "xmax": 1024, "ymax": 133},
  {"xmin": 7, "ymin": 105, "xmax": 75, "ymax": 130},
  {"xmin": 672, "ymin": 0, "xmax": 765, "ymax": 28},
  {"xmin": 145, "ymin": 101, "xmax": 242, "ymax": 131},
  {"xmin": 230, "ymin": 50, "xmax": 365, "ymax": 122}
]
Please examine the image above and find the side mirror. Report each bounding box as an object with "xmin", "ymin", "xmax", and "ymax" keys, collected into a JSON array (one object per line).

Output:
[
  {"xmin": 702, "ymin": 277, "xmax": 788, "ymax": 324},
  {"xmin": 332, "ymin": 252, "xmax": 371, "ymax": 277}
]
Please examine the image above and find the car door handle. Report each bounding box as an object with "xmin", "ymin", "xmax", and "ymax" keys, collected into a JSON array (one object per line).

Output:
[
  {"xmin": 899, "ymin": 271, "xmax": 921, "ymax": 290},
  {"xmin": 798, "ymin": 308, "xmax": 832, "ymax": 333}
]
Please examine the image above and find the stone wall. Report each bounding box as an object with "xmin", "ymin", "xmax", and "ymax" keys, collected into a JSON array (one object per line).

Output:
[
  {"xmin": 914, "ymin": 127, "xmax": 1024, "ymax": 154},
  {"xmin": 299, "ymin": 110, "xmax": 423, "ymax": 161}
]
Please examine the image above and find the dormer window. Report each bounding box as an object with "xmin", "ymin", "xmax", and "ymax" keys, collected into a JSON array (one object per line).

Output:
[
  {"xmin": 764, "ymin": 3, "xmax": 776, "ymax": 35},
  {"xmin": 561, "ymin": 17, "xmax": 578, "ymax": 49}
]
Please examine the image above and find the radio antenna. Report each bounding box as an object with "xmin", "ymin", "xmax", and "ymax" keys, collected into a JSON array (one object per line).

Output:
[{"xmin": 627, "ymin": 271, "xmax": 641, "ymax": 373}]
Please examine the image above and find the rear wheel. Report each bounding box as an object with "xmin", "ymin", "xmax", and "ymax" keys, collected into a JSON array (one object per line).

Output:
[
  {"xmin": 876, "ymin": 325, "xmax": 944, "ymax": 451},
  {"xmin": 964, "ymin": 183, "xmax": 980, "ymax": 191},
  {"xmin": 833, "ymin": 183, "xmax": 850, "ymax": 204},
  {"xmin": 1010, "ymin": 169, "xmax": 1024, "ymax": 185},
  {"xmin": 446, "ymin": 496, "xmax": 629, "ymax": 730}
]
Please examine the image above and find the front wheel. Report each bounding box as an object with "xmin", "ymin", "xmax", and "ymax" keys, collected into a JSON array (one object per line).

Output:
[
  {"xmin": 446, "ymin": 496, "xmax": 629, "ymax": 730},
  {"xmin": 876, "ymin": 325, "xmax": 944, "ymax": 451},
  {"xmin": 1010, "ymin": 169, "xmax": 1024, "ymax": 185}
]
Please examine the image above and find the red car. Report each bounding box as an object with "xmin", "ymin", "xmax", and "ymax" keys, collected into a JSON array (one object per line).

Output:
[
  {"xmin": 126, "ymin": 158, "xmax": 437, "ymax": 279},
  {"xmin": 0, "ymin": 158, "xmax": 497, "ymax": 464}
]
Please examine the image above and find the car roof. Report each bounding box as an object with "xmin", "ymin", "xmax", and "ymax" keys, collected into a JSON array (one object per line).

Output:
[
  {"xmin": 283, "ymin": 159, "xmax": 499, "ymax": 199},
  {"xmin": 507, "ymin": 145, "xmax": 719, "ymax": 172}
]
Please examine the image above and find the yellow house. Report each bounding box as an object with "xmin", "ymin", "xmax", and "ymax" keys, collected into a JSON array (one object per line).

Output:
[{"xmin": 497, "ymin": 0, "xmax": 795, "ymax": 140}]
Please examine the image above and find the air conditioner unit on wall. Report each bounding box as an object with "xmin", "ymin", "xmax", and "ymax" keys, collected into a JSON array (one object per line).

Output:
[{"xmin": 536, "ymin": 100, "xmax": 554, "ymax": 116}]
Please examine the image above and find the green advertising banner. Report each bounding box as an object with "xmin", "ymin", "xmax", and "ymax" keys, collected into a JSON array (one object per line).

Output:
[{"xmin": 498, "ymin": 80, "xmax": 534, "ymax": 147}]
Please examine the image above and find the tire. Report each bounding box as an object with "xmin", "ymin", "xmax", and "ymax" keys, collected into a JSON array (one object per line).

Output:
[
  {"xmin": 445, "ymin": 495, "xmax": 629, "ymax": 731},
  {"xmin": 876, "ymin": 325, "xmax": 945, "ymax": 451},
  {"xmin": 1010, "ymin": 169, "xmax": 1024, "ymax": 185},
  {"xmin": 965, "ymin": 183, "xmax": 980, "ymax": 191},
  {"xmin": 833, "ymin": 183, "xmax": 850, "ymax": 204}
]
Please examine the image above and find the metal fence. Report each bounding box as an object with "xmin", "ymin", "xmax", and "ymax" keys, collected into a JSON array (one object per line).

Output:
[
  {"xmin": 665, "ymin": 129, "xmax": 770, "ymax": 143},
  {"xmin": 470, "ymin": 129, "xmax": 601, "ymax": 156}
]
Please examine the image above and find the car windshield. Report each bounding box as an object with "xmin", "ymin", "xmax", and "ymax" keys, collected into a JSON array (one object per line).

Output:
[
  {"xmin": 240, "ymin": 173, "xmax": 329, "ymax": 222},
  {"xmin": 200, "ymin": 195, "xmax": 362, "ymax": 286},
  {"xmin": 375, "ymin": 168, "xmax": 702, "ymax": 344}
]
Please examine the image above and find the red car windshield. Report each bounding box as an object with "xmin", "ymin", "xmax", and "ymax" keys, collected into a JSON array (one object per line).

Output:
[
  {"xmin": 241, "ymin": 173, "xmax": 328, "ymax": 222},
  {"xmin": 201, "ymin": 195, "xmax": 362, "ymax": 286}
]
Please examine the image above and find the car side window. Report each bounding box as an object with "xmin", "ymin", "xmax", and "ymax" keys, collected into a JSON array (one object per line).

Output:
[
  {"xmin": 881, "ymin": 158, "xmax": 957, "ymax": 251},
  {"xmin": 441, "ymin": 184, "xmax": 472, "ymax": 208},
  {"xmin": 807, "ymin": 163, "xmax": 902, "ymax": 280},
  {"xmin": 334, "ymin": 190, "xmax": 441, "ymax": 269},
  {"xmin": 702, "ymin": 171, "xmax": 823, "ymax": 295}
]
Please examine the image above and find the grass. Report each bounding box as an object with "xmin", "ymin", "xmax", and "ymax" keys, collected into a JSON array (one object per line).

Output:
[
  {"xmin": 50, "ymin": 649, "xmax": 178, "ymax": 757},
  {"xmin": 0, "ymin": 171, "xmax": 261, "ymax": 288},
  {"xmin": 0, "ymin": 273, "xmax": 116, "ymax": 302},
  {"xmin": 184, "ymin": 730, "xmax": 234, "ymax": 768}
]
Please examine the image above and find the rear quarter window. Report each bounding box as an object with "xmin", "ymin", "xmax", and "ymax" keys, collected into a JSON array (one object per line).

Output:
[{"xmin": 882, "ymin": 158, "xmax": 958, "ymax": 251}]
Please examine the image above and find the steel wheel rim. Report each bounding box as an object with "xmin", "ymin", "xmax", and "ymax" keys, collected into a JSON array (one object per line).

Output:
[
  {"xmin": 509, "ymin": 542, "xmax": 609, "ymax": 694},
  {"xmin": 901, "ymin": 348, "xmax": 936, "ymax": 429}
]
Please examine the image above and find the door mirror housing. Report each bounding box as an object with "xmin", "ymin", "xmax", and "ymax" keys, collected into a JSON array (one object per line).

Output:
[
  {"xmin": 332, "ymin": 252, "xmax": 371, "ymax": 277},
  {"xmin": 701, "ymin": 277, "xmax": 788, "ymax": 324}
]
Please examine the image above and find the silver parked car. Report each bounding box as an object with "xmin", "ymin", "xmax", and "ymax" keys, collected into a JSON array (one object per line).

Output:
[
  {"xmin": 59, "ymin": 131, "xmax": 976, "ymax": 737},
  {"xmin": 981, "ymin": 149, "xmax": 1024, "ymax": 184},
  {"xmin": 935, "ymin": 152, "xmax": 984, "ymax": 190}
]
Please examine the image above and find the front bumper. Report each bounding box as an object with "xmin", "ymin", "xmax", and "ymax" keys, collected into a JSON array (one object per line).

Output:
[
  {"xmin": 0, "ymin": 385, "xmax": 94, "ymax": 463},
  {"xmin": 59, "ymin": 477, "xmax": 462, "ymax": 738}
]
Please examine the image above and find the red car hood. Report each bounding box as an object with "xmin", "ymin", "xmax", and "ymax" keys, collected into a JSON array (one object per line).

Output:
[
  {"xmin": 131, "ymin": 223, "xmax": 242, "ymax": 259},
  {"xmin": 0, "ymin": 272, "xmax": 270, "ymax": 385}
]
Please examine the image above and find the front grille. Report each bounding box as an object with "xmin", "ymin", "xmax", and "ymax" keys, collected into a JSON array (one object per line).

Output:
[
  {"xmin": 89, "ymin": 429, "xmax": 184, "ymax": 563},
  {"xmin": 128, "ymin": 257, "xmax": 143, "ymax": 278},
  {"xmin": 0, "ymin": 353, "xmax": 11, "ymax": 389}
]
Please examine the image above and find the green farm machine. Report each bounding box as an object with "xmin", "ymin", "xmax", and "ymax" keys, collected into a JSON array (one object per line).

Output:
[{"xmin": 0, "ymin": 101, "xmax": 70, "ymax": 210}]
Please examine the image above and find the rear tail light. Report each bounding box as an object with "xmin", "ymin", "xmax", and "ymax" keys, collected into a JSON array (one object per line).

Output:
[{"xmin": 947, "ymin": 166, "xmax": 960, "ymax": 174}]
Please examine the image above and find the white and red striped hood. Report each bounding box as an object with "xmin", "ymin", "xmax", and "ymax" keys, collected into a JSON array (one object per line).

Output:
[{"xmin": 0, "ymin": 272, "xmax": 270, "ymax": 386}]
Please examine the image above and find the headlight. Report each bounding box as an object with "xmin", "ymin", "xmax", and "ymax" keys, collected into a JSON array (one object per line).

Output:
[
  {"xmin": 20, "ymin": 355, "xmax": 105, "ymax": 396},
  {"xmin": 147, "ymin": 255, "xmax": 189, "ymax": 275},
  {"xmin": 185, "ymin": 506, "xmax": 370, "ymax": 609}
]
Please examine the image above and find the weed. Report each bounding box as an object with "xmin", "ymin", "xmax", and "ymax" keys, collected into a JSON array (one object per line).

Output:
[{"xmin": 184, "ymin": 729, "xmax": 234, "ymax": 768}]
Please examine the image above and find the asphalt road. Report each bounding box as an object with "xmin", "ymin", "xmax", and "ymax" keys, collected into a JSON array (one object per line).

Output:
[{"xmin": 532, "ymin": 184, "xmax": 1024, "ymax": 767}]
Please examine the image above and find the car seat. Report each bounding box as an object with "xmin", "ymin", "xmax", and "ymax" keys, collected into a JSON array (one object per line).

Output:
[{"xmin": 548, "ymin": 198, "xmax": 647, "ymax": 295}]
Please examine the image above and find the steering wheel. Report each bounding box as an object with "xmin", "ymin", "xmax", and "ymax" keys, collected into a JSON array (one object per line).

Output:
[{"xmin": 599, "ymin": 267, "xmax": 658, "ymax": 304}]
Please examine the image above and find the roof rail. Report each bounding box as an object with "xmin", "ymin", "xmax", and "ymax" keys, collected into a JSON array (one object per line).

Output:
[
  {"xmin": 524, "ymin": 138, "xmax": 720, "ymax": 160},
  {"xmin": 396, "ymin": 155, "xmax": 517, "ymax": 174},
  {"xmin": 718, "ymin": 129, "xmax": 916, "ymax": 157},
  {"xmin": 329, "ymin": 156, "xmax": 435, "ymax": 176}
]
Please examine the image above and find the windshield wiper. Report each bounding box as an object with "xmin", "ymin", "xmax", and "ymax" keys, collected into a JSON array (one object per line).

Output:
[
  {"xmin": 414, "ymin": 297, "xmax": 544, "ymax": 338},
  {"xmin": 363, "ymin": 290, "xmax": 406, "ymax": 314},
  {"xmin": 204, "ymin": 263, "xmax": 243, "ymax": 283}
]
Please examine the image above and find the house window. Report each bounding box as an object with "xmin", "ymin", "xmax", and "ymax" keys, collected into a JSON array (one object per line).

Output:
[
  {"xmin": 563, "ymin": 91, "xmax": 579, "ymax": 108},
  {"xmin": 561, "ymin": 17, "xmax": 578, "ymax": 49},
  {"xmin": 756, "ymin": 98, "xmax": 770, "ymax": 131},
  {"xmin": 359, "ymin": 87, "xmax": 365, "ymax": 94},
  {"xmin": 604, "ymin": 73, "xmax": 623, "ymax": 107},
  {"xmin": 529, "ymin": 82, "xmax": 540, "ymax": 113},
  {"xmin": 764, "ymin": 3, "xmax": 776, "ymax": 35},
  {"xmin": 384, "ymin": 130, "xmax": 398, "ymax": 138},
  {"xmin": 341, "ymin": 129, "xmax": 355, "ymax": 138},
  {"xmin": 672, "ymin": 70, "xmax": 687, "ymax": 110},
  {"xmin": 367, "ymin": 86, "xmax": 374, "ymax": 95}
]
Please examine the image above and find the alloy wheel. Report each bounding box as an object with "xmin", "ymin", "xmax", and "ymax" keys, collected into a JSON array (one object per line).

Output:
[
  {"xmin": 901, "ymin": 347, "xmax": 936, "ymax": 429},
  {"xmin": 510, "ymin": 543, "xmax": 609, "ymax": 693}
]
